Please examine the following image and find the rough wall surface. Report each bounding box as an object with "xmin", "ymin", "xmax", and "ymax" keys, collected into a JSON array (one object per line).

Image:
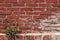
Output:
[{"xmin": 0, "ymin": 0, "xmax": 60, "ymax": 40}]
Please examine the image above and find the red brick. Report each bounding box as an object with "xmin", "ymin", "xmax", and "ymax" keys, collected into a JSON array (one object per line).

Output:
[
  {"xmin": 46, "ymin": 0, "xmax": 57, "ymax": 3},
  {"xmin": 33, "ymin": 12, "xmax": 51, "ymax": 14},
  {"xmin": 7, "ymin": 8, "xmax": 19, "ymax": 11},
  {"xmin": 33, "ymin": 27, "xmax": 42, "ymax": 32},
  {"xmin": 0, "ymin": 19, "xmax": 3, "ymax": 23},
  {"xmin": 13, "ymin": 11, "xmax": 25, "ymax": 15},
  {"xmin": 33, "ymin": 8, "xmax": 44, "ymax": 11},
  {"xmin": 18, "ymin": 36, "xmax": 23, "ymax": 40},
  {"xmin": 0, "ymin": 11, "xmax": 12, "ymax": 15},
  {"xmin": 0, "ymin": 29, "xmax": 5, "ymax": 33},
  {"xmin": 26, "ymin": 36, "xmax": 34, "ymax": 40},
  {"xmin": 20, "ymin": 27, "xmax": 31, "ymax": 30},
  {"xmin": 24, "ymin": 0, "xmax": 32, "ymax": 3},
  {"xmin": 35, "ymin": 36, "xmax": 41, "ymax": 40},
  {"xmin": 0, "ymin": 7, "xmax": 6, "ymax": 11},
  {"xmin": 0, "ymin": 3, "xmax": 11, "ymax": 7},
  {"xmin": 19, "ymin": 16, "xmax": 32, "ymax": 19},
  {"xmin": 40, "ymin": 12, "xmax": 55, "ymax": 14},
  {"xmin": 26, "ymin": 3, "xmax": 38, "ymax": 7},
  {"xmin": 3, "ymin": 19, "xmax": 15, "ymax": 24},
  {"xmin": 33, "ymin": 15, "xmax": 49, "ymax": 19},
  {"xmin": 39, "ymin": 4, "xmax": 51, "ymax": 7},
  {"xmin": 47, "ymin": 8, "xmax": 59, "ymax": 11},
  {"xmin": 0, "ymin": 0, "xmax": 5, "ymax": 2},
  {"xmin": 0, "ymin": 35, "xmax": 8, "ymax": 40},
  {"xmin": 59, "ymin": 0, "xmax": 60, "ymax": 3},
  {"xmin": 43, "ymin": 35, "xmax": 52, "ymax": 40},
  {"xmin": 20, "ymin": 7, "xmax": 33, "ymax": 11},
  {"xmin": 5, "ymin": 0, "xmax": 17, "ymax": 3},
  {"xmin": 19, "ymin": 0, "xmax": 31, "ymax": 2},
  {"xmin": 12, "ymin": 3, "xmax": 25, "ymax": 7},
  {"xmin": 0, "ymin": 15, "xmax": 6, "ymax": 18},
  {"xmin": 26, "ymin": 11, "xmax": 40, "ymax": 15},
  {"xmin": 52, "ymin": 3, "xmax": 60, "ymax": 7},
  {"xmin": 19, "ymin": 0, "xmax": 24, "ymax": 2},
  {"xmin": 7, "ymin": 15, "xmax": 19, "ymax": 19},
  {"xmin": 24, "ymin": 24, "xmax": 32, "ymax": 28},
  {"xmin": 16, "ymin": 19, "xmax": 26, "ymax": 23},
  {"xmin": 32, "ymin": 0, "xmax": 44, "ymax": 3},
  {"xmin": 0, "ymin": 24, "xmax": 6, "ymax": 29}
]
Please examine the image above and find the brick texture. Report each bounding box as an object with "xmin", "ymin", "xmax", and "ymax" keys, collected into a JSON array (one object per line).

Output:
[{"xmin": 0, "ymin": 0, "xmax": 59, "ymax": 40}]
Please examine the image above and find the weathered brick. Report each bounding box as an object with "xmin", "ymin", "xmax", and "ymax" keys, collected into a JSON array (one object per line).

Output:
[
  {"xmin": 43, "ymin": 35, "xmax": 52, "ymax": 40},
  {"xmin": 35, "ymin": 36, "xmax": 41, "ymax": 40},
  {"xmin": 0, "ymin": 35, "xmax": 8, "ymax": 40},
  {"xmin": 18, "ymin": 36, "xmax": 23, "ymax": 40}
]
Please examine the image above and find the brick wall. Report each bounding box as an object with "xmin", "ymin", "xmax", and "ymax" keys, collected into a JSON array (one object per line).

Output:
[{"xmin": 0, "ymin": 0, "xmax": 60, "ymax": 40}]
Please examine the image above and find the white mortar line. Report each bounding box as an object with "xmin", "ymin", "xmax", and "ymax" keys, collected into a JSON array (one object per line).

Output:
[{"xmin": 0, "ymin": 33, "xmax": 60, "ymax": 36}]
